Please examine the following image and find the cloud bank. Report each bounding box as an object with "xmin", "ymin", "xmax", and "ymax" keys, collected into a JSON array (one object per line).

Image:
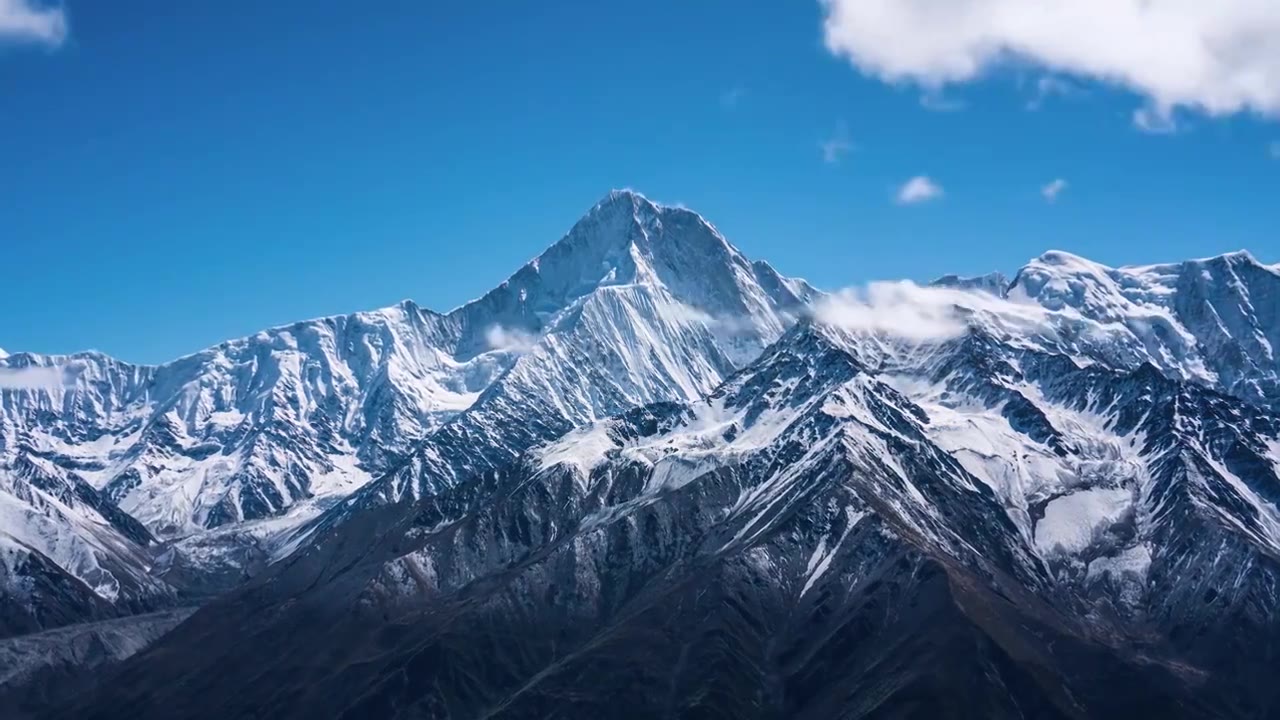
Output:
[
  {"xmin": 0, "ymin": 0, "xmax": 67, "ymax": 46},
  {"xmin": 820, "ymin": 0, "xmax": 1280, "ymax": 122},
  {"xmin": 813, "ymin": 281, "xmax": 1055, "ymax": 344},
  {"xmin": 815, "ymin": 282, "xmax": 972, "ymax": 342}
]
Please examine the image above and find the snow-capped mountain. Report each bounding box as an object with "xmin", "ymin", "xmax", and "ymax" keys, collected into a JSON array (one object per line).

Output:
[
  {"xmin": 1, "ymin": 190, "xmax": 815, "ymax": 629},
  {"xmin": 1009, "ymin": 249, "xmax": 1280, "ymax": 405},
  {"xmin": 63, "ymin": 321, "xmax": 1240, "ymax": 719},
  {"xmin": 0, "ymin": 453, "xmax": 171, "ymax": 638},
  {"xmin": 0, "ymin": 297, "xmax": 505, "ymax": 624},
  {"xmin": 11, "ymin": 193, "xmax": 1280, "ymax": 718},
  {"xmin": 0, "ymin": 300, "xmax": 498, "ymax": 539},
  {"xmin": 270, "ymin": 190, "xmax": 816, "ymax": 560}
]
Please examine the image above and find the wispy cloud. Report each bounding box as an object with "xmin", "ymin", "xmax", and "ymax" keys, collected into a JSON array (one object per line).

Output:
[
  {"xmin": 815, "ymin": 282, "xmax": 971, "ymax": 342},
  {"xmin": 1041, "ymin": 178, "xmax": 1068, "ymax": 202},
  {"xmin": 0, "ymin": 0, "xmax": 67, "ymax": 47},
  {"xmin": 0, "ymin": 365, "xmax": 74, "ymax": 391},
  {"xmin": 820, "ymin": 0, "xmax": 1280, "ymax": 123},
  {"xmin": 1132, "ymin": 106, "xmax": 1178, "ymax": 135},
  {"xmin": 820, "ymin": 122, "xmax": 853, "ymax": 164},
  {"xmin": 919, "ymin": 90, "xmax": 964, "ymax": 112},
  {"xmin": 895, "ymin": 176, "xmax": 943, "ymax": 205},
  {"xmin": 720, "ymin": 86, "xmax": 746, "ymax": 110},
  {"xmin": 813, "ymin": 281, "xmax": 1054, "ymax": 343},
  {"xmin": 812, "ymin": 279, "xmax": 1158, "ymax": 361},
  {"xmin": 484, "ymin": 325, "xmax": 537, "ymax": 354},
  {"xmin": 1026, "ymin": 76, "xmax": 1077, "ymax": 111}
]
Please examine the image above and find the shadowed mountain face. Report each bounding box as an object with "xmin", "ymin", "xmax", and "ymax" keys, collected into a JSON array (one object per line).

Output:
[
  {"xmin": 8, "ymin": 194, "xmax": 1280, "ymax": 718},
  {"xmin": 0, "ymin": 608, "xmax": 194, "ymax": 720},
  {"xmin": 56, "ymin": 323, "xmax": 1271, "ymax": 719}
]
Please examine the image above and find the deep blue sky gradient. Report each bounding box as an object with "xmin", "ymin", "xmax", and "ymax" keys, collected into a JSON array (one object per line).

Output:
[{"xmin": 3, "ymin": 1, "xmax": 1277, "ymax": 362}]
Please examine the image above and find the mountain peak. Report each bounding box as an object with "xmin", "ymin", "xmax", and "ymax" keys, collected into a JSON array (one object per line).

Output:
[
  {"xmin": 585, "ymin": 189, "xmax": 728, "ymax": 251},
  {"xmin": 594, "ymin": 187, "xmax": 655, "ymax": 210},
  {"xmin": 930, "ymin": 271, "xmax": 1010, "ymax": 297},
  {"xmin": 1027, "ymin": 248, "xmax": 1271, "ymax": 276},
  {"xmin": 1027, "ymin": 249, "xmax": 1104, "ymax": 272},
  {"xmin": 1213, "ymin": 249, "xmax": 1257, "ymax": 263},
  {"xmin": 442, "ymin": 190, "xmax": 813, "ymax": 362},
  {"xmin": 1173, "ymin": 249, "xmax": 1275, "ymax": 273},
  {"xmin": 474, "ymin": 193, "xmax": 742, "ymax": 305},
  {"xmin": 1177, "ymin": 248, "xmax": 1255, "ymax": 265}
]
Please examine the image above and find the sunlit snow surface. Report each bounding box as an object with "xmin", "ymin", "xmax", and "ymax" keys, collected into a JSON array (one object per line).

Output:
[{"xmin": 0, "ymin": 190, "xmax": 816, "ymax": 616}]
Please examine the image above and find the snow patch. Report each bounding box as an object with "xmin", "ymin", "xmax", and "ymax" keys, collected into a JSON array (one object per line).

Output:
[
  {"xmin": 537, "ymin": 424, "xmax": 618, "ymax": 474},
  {"xmin": 1036, "ymin": 487, "xmax": 1133, "ymax": 555},
  {"xmin": 801, "ymin": 509, "xmax": 866, "ymax": 597}
]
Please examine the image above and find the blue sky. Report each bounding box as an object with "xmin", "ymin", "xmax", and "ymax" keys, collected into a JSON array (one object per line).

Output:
[{"xmin": 2, "ymin": 1, "xmax": 1278, "ymax": 364}]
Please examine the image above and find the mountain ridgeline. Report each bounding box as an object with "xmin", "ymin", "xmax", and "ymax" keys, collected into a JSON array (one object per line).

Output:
[{"xmin": 3, "ymin": 191, "xmax": 1280, "ymax": 718}]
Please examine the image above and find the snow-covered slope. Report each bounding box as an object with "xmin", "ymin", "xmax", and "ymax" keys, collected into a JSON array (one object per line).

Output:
[
  {"xmin": 0, "ymin": 453, "xmax": 172, "ymax": 638},
  {"xmin": 0, "ymin": 533, "xmax": 113, "ymax": 639},
  {"xmin": 1, "ymin": 189, "xmax": 816, "ymax": 629},
  {"xmin": 0, "ymin": 299, "xmax": 507, "ymax": 625},
  {"xmin": 835, "ymin": 253, "xmax": 1280, "ymax": 613},
  {"xmin": 278, "ymin": 190, "xmax": 816, "ymax": 554},
  {"xmin": 15, "ymin": 196, "xmax": 1280, "ymax": 718},
  {"xmin": 0, "ymin": 301, "xmax": 500, "ymax": 538},
  {"xmin": 1009, "ymin": 249, "xmax": 1280, "ymax": 404},
  {"xmin": 1, "ymin": 191, "xmax": 811, "ymax": 540},
  {"xmin": 878, "ymin": 333, "xmax": 1280, "ymax": 617},
  {"xmin": 64, "ymin": 321, "xmax": 1219, "ymax": 719}
]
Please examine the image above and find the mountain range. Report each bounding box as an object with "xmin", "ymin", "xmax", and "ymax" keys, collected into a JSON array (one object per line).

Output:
[{"xmin": 3, "ymin": 190, "xmax": 1280, "ymax": 718}]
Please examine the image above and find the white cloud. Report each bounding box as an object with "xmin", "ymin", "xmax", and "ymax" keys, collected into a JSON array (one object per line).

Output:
[
  {"xmin": 0, "ymin": 365, "xmax": 72, "ymax": 390},
  {"xmin": 813, "ymin": 281, "xmax": 1056, "ymax": 343},
  {"xmin": 484, "ymin": 325, "xmax": 537, "ymax": 354},
  {"xmin": 1132, "ymin": 106, "xmax": 1179, "ymax": 134},
  {"xmin": 815, "ymin": 283, "xmax": 970, "ymax": 342},
  {"xmin": 1041, "ymin": 178, "xmax": 1068, "ymax": 202},
  {"xmin": 0, "ymin": 0, "xmax": 67, "ymax": 47},
  {"xmin": 664, "ymin": 301, "xmax": 781, "ymax": 335},
  {"xmin": 895, "ymin": 176, "xmax": 943, "ymax": 205},
  {"xmin": 813, "ymin": 277, "xmax": 1196, "ymax": 380},
  {"xmin": 820, "ymin": 0, "xmax": 1280, "ymax": 121},
  {"xmin": 820, "ymin": 122, "xmax": 853, "ymax": 164}
]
